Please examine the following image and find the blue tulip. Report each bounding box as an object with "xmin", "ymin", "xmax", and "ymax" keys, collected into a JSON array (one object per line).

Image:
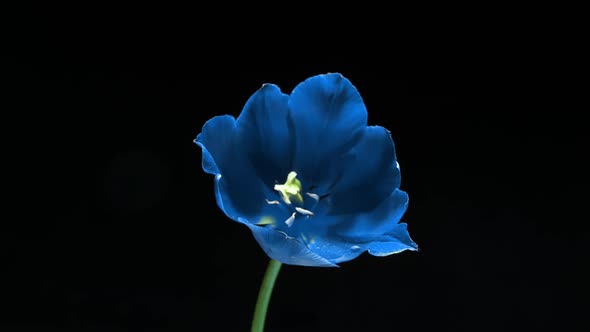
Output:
[{"xmin": 195, "ymin": 73, "xmax": 418, "ymax": 267}]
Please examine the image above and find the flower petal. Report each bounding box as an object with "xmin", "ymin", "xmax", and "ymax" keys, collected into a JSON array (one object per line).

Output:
[
  {"xmin": 244, "ymin": 223, "xmax": 337, "ymax": 267},
  {"xmin": 194, "ymin": 116, "xmax": 267, "ymax": 222},
  {"xmin": 327, "ymin": 126, "xmax": 401, "ymax": 214},
  {"xmin": 303, "ymin": 189, "xmax": 417, "ymax": 264},
  {"xmin": 332, "ymin": 188, "xmax": 409, "ymax": 239},
  {"xmin": 304, "ymin": 235, "xmax": 366, "ymax": 264},
  {"xmin": 235, "ymin": 84, "xmax": 293, "ymax": 187},
  {"xmin": 365, "ymin": 223, "xmax": 418, "ymax": 257},
  {"xmin": 306, "ymin": 223, "xmax": 417, "ymax": 265},
  {"xmin": 288, "ymin": 73, "xmax": 367, "ymax": 192},
  {"xmin": 194, "ymin": 115, "xmax": 236, "ymax": 175}
]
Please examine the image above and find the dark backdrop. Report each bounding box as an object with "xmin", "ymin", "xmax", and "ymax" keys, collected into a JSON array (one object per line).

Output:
[{"xmin": 5, "ymin": 23, "xmax": 587, "ymax": 332}]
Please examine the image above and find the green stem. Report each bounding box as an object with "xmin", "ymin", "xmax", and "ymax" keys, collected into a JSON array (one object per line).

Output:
[{"xmin": 251, "ymin": 259, "xmax": 282, "ymax": 332}]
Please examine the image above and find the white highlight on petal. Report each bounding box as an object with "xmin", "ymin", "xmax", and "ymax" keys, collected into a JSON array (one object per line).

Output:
[
  {"xmin": 351, "ymin": 245, "xmax": 361, "ymax": 250},
  {"xmin": 396, "ymin": 161, "xmax": 400, "ymax": 170},
  {"xmin": 371, "ymin": 248, "xmax": 409, "ymax": 256},
  {"xmin": 306, "ymin": 192, "xmax": 320, "ymax": 201},
  {"xmin": 295, "ymin": 207, "xmax": 314, "ymax": 217},
  {"xmin": 284, "ymin": 212, "xmax": 296, "ymax": 227},
  {"xmin": 265, "ymin": 199, "xmax": 280, "ymax": 205}
]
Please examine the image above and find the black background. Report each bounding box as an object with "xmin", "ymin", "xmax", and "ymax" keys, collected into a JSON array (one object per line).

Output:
[{"xmin": 5, "ymin": 19, "xmax": 588, "ymax": 331}]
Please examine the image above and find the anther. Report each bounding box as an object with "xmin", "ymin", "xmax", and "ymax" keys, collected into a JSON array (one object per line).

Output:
[
  {"xmin": 305, "ymin": 192, "xmax": 319, "ymax": 201},
  {"xmin": 274, "ymin": 171, "xmax": 303, "ymax": 204},
  {"xmin": 284, "ymin": 212, "xmax": 296, "ymax": 227},
  {"xmin": 295, "ymin": 207, "xmax": 314, "ymax": 217}
]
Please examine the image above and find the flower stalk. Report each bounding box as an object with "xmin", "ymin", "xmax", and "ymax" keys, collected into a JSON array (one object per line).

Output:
[{"xmin": 251, "ymin": 259, "xmax": 282, "ymax": 332}]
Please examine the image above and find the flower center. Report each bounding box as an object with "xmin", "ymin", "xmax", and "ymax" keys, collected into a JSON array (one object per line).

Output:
[
  {"xmin": 273, "ymin": 171, "xmax": 303, "ymax": 205},
  {"xmin": 257, "ymin": 171, "xmax": 320, "ymax": 228}
]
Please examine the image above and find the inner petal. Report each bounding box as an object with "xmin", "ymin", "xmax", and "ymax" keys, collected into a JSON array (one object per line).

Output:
[
  {"xmin": 235, "ymin": 83, "xmax": 294, "ymax": 192},
  {"xmin": 288, "ymin": 73, "xmax": 368, "ymax": 195}
]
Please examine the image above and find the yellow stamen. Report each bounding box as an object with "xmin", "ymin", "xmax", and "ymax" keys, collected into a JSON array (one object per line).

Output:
[{"xmin": 273, "ymin": 171, "xmax": 303, "ymax": 205}]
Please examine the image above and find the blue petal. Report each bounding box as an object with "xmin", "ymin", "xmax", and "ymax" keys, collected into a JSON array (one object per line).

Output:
[
  {"xmin": 332, "ymin": 188, "xmax": 410, "ymax": 239},
  {"xmin": 305, "ymin": 223, "xmax": 417, "ymax": 265},
  {"xmin": 195, "ymin": 115, "xmax": 235, "ymax": 175},
  {"xmin": 365, "ymin": 223, "xmax": 418, "ymax": 257},
  {"xmin": 235, "ymin": 84, "xmax": 292, "ymax": 187},
  {"xmin": 303, "ymin": 189, "xmax": 417, "ymax": 264},
  {"xmin": 288, "ymin": 73, "xmax": 368, "ymax": 192},
  {"xmin": 304, "ymin": 223, "xmax": 416, "ymax": 265},
  {"xmin": 304, "ymin": 235, "xmax": 366, "ymax": 264},
  {"xmin": 194, "ymin": 116, "xmax": 267, "ymax": 222},
  {"xmin": 327, "ymin": 126, "xmax": 400, "ymax": 214},
  {"xmin": 244, "ymin": 223, "xmax": 337, "ymax": 267}
]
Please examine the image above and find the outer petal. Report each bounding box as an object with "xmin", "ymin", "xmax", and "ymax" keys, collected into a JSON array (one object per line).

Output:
[
  {"xmin": 243, "ymin": 222, "xmax": 337, "ymax": 267},
  {"xmin": 304, "ymin": 189, "xmax": 417, "ymax": 265},
  {"xmin": 194, "ymin": 116, "xmax": 267, "ymax": 222},
  {"xmin": 303, "ymin": 223, "xmax": 417, "ymax": 265},
  {"xmin": 306, "ymin": 223, "xmax": 417, "ymax": 265},
  {"xmin": 327, "ymin": 126, "xmax": 401, "ymax": 214},
  {"xmin": 288, "ymin": 73, "xmax": 367, "ymax": 192},
  {"xmin": 332, "ymin": 188, "xmax": 410, "ymax": 238},
  {"xmin": 235, "ymin": 84, "xmax": 293, "ymax": 187},
  {"xmin": 304, "ymin": 235, "xmax": 365, "ymax": 264},
  {"xmin": 195, "ymin": 115, "xmax": 235, "ymax": 175},
  {"xmin": 365, "ymin": 223, "xmax": 418, "ymax": 256}
]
